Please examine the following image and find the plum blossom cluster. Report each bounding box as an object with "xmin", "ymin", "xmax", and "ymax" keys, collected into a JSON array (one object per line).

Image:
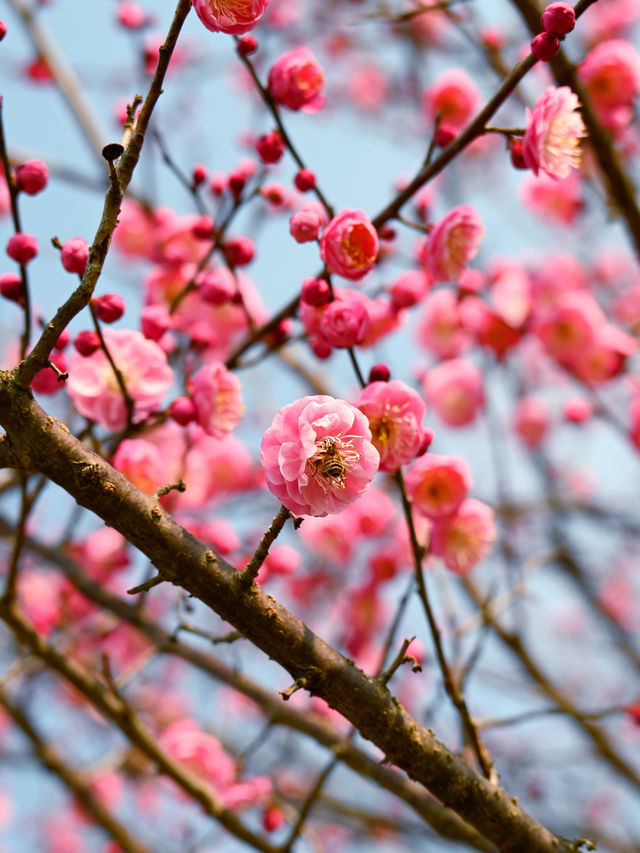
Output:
[{"xmin": 405, "ymin": 453, "xmax": 496, "ymax": 574}]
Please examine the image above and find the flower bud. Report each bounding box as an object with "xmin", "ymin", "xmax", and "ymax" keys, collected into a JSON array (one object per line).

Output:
[
  {"xmin": 91, "ymin": 293, "xmax": 126, "ymax": 323},
  {"xmin": 15, "ymin": 160, "xmax": 49, "ymax": 195},
  {"xmin": 541, "ymin": 2, "xmax": 575, "ymax": 35},
  {"xmin": 141, "ymin": 303, "xmax": 171, "ymax": 340},
  {"xmin": 531, "ymin": 32, "xmax": 561, "ymax": 62},
  {"xmin": 169, "ymin": 396, "xmax": 196, "ymax": 426},
  {"xmin": 434, "ymin": 123, "xmax": 457, "ymax": 147},
  {"xmin": 294, "ymin": 168, "xmax": 316, "ymax": 192},
  {"xmin": 0, "ymin": 272, "xmax": 24, "ymax": 303},
  {"xmin": 192, "ymin": 163, "xmax": 207, "ymax": 188},
  {"xmin": 74, "ymin": 330, "xmax": 101, "ymax": 356},
  {"xmin": 60, "ymin": 237, "xmax": 90, "ymax": 274},
  {"xmin": 223, "ymin": 235, "xmax": 254, "ymax": 267},
  {"xmin": 301, "ymin": 277, "xmax": 331, "ymax": 306},
  {"xmin": 255, "ymin": 130, "xmax": 285, "ymax": 164},
  {"xmin": 368, "ymin": 363, "xmax": 390, "ymax": 383},
  {"xmin": 236, "ymin": 35, "xmax": 257, "ymax": 56},
  {"xmin": 7, "ymin": 233, "xmax": 38, "ymax": 264}
]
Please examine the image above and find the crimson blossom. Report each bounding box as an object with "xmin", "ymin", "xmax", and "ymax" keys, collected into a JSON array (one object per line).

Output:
[
  {"xmin": 260, "ymin": 395, "xmax": 380, "ymax": 517},
  {"xmin": 319, "ymin": 208, "xmax": 379, "ymax": 281},
  {"xmin": 191, "ymin": 0, "xmax": 271, "ymax": 35}
]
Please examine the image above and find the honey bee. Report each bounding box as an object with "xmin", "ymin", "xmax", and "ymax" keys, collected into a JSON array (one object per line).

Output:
[{"xmin": 309, "ymin": 440, "xmax": 347, "ymax": 490}]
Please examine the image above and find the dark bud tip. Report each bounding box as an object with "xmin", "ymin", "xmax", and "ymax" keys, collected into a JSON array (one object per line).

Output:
[{"xmin": 102, "ymin": 143, "xmax": 125, "ymax": 162}]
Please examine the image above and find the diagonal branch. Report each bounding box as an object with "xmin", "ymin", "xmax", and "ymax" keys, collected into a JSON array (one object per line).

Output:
[{"xmin": 0, "ymin": 373, "xmax": 589, "ymax": 853}]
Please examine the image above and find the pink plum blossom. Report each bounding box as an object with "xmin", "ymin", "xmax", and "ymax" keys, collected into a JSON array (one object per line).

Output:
[
  {"xmin": 422, "ymin": 205, "xmax": 484, "ymax": 282},
  {"xmin": 522, "ymin": 86, "xmax": 586, "ymax": 180},
  {"xmin": 112, "ymin": 438, "xmax": 166, "ymax": 494},
  {"xmin": 578, "ymin": 39, "xmax": 640, "ymax": 130},
  {"xmin": 416, "ymin": 288, "xmax": 469, "ymax": 359},
  {"xmin": 158, "ymin": 718, "xmax": 270, "ymax": 807},
  {"xmin": 268, "ymin": 47, "xmax": 325, "ymax": 112},
  {"xmin": 520, "ymin": 171, "xmax": 583, "ymax": 226},
  {"xmin": 405, "ymin": 453, "xmax": 472, "ymax": 519},
  {"xmin": 260, "ymin": 395, "xmax": 380, "ymax": 517},
  {"xmin": 320, "ymin": 293, "xmax": 371, "ymax": 348},
  {"xmin": 191, "ymin": 0, "xmax": 271, "ymax": 35},
  {"xmin": 356, "ymin": 380, "xmax": 427, "ymax": 472},
  {"xmin": 430, "ymin": 498, "xmax": 496, "ymax": 574},
  {"xmin": 422, "ymin": 358, "xmax": 485, "ymax": 427},
  {"xmin": 422, "ymin": 69, "xmax": 481, "ymax": 129},
  {"xmin": 289, "ymin": 202, "xmax": 327, "ymax": 243},
  {"xmin": 319, "ymin": 208, "xmax": 379, "ymax": 281},
  {"xmin": 67, "ymin": 329, "xmax": 174, "ymax": 430},
  {"xmin": 512, "ymin": 397, "xmax": 551, "ymax": 449},
  {"xmin": 190, "ymin": 362, "xmax": 244, "ymax": 438}
]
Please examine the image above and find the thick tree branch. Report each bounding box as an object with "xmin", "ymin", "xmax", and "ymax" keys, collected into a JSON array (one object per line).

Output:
[
  {"xmin": 0, "ymin": 516, "xmax": 497, "ymax": 852},
  {"xmin": 0, "ymin": 374, "xmax": 589, "ymax": 853}
]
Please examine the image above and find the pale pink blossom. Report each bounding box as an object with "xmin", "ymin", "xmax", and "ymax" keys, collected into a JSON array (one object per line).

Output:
[
  {"xmin": 289, "ymin": 202, "xmax": 327, "ymax": 243},
  {"xmin": 405, "ymin": 453, "xmax": 472, "ymax": 519},
  {"xmin": 416, "ymin": 288, "xmax": 469, "ymax": 359},
  {"xmin": 422, "ymin": 69, "xmax": 481, "ymax": 128},
  {"xmin": 522, "ymin": 86, "xmax": 586, "ymax": 180},
  {"xmin": 423, "ymin": 358, "xmax": 485, "ymax": 427},
  {"xmin": 520, "ymin": 171, "xmax": 584, "ymax": 225},
  {"xmin": 422, "ymin": 205, "xmax": 484, "ymax": 282},
  {"xmin": 578, "ymin": 39, "xmax": 640, "ymax": 130},
  {"xmin": 430, "ymin": 498, "xmax": 496, "ymax": 574},
  {"xmin": 299, "ymin": 512, "xmax": 356, "ymax": 563},
  {"xmin": 67, "ymin": 329, "xmax": 174, "ymax": 430},
  {"xmin": 112, "ymin": 438, "xmax": 166, "ymax": 494},
  {"xmin": 68, "ymin": 527, "xmax": 130, "ymax": 582},
  {"xmin": 190, "ymin": 362, "xmax": 244, "ymax": 438},
  {"xmin": 512, "ymin": 397, "xmax": 551, "ymax": 449},
  {"xmin": 268, "ymin": 47, "xmax": 325, "ymax": 112},
  {"xmin": 356, "ymin": 380, "xmax": 427, "ymax": 472},
  {"xmin": 582, "ymin": 0, "xmax": 639, "ymax": 43},
  {"xmin": 319, "ymin": 208, "xmax": 379, "ymax": 281},
  {"xmin": 192, "ymin": 0, "xmax": 271, "ymax": 34},
  {"xmin": 260, "ymin": 395, "xmax": 379, "ymax": 517},
  {"xmin": 347, "ymin": 63, "xmax": 388, "ymax": 112}
]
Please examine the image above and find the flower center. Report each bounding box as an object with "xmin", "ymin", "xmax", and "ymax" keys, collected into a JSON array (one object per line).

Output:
[{"xmin": 308, "ymin": 437, "xmax": 360, "ymax": 492}]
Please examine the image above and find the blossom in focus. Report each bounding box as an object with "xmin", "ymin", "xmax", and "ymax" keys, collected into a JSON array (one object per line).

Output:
[
  {"xmin": 190, "ymin": 362, "xmax": 244, "ymax": 438},
  {"xmin": 430, "ymin": 498, "xmax": 496, "ymax": 574},
  {"xmin": 356, "ymin": 380, "xmax": 427, "ymax": 472},
  {"xmin": 268, "ymin": 47, "xmax": 325, "ymax": 112},
  {"xmin": 67, "ymin": 329, "xmax": 174, "ymax": 430},
  {"xmin": 423, "ymin": 358, "xmax": 485, "ymax": 426},
  {"xmin": 319, "ymin": 208, "xmax": 379, "ymax": 281},
  {"xmin": 260, "ymin": 395, "xmax": 380, "ymax": 516},
  {"xmin": 522, "ymin": 87, "xmax": 586, "ymax": 180},
  {"xmin": 405, "ymin": 453, "xmax": 472, "ymax": 519},
  {"xmin": 191, "ymin": 0, "xmax": 271, "ymax": 35},
  {"xmin": 422, "ymin": 205, "xmax": 484, "ymax": 282}
]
